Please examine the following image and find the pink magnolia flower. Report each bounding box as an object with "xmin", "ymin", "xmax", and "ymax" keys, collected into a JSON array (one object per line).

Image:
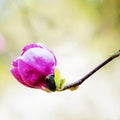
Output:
[{"xmin": 10, "ymin": 43, "xmax": 57, "ymax": 91}]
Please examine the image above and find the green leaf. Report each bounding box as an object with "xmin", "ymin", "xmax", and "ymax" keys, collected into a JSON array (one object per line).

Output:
[
  {"xmin": 54, "ymin": 67, "xmax": 65, "ymax": 91},
  {"xmin": 59, "ymin": 78, "xmax": 65, "ymax": 90},
  {"xmin": 55, "ymin": 67, "xmax": 60, "ymax": 89}
]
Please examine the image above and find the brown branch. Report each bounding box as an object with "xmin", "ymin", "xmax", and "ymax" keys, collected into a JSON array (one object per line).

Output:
[{"xmin": 62, "ymin": 50, "xmax": 120, "ymax": 91}]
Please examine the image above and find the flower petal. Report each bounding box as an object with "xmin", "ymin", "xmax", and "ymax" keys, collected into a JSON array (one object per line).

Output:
[
  {"xmin": 10, "ymin": 67, "xmax": 33, "ymax": 87},
  {"xmin": 37, "ymin": 43, "xmax": 57, "ymax": 65},
  {"xmin": 12, "ymin": 57, "xmax": 20, "ymax": 67},
  {"xmin": 21, "ymin": 43, "xmax": 57, "ymax": 65},
  {"xmin": 21, "ymin": 47, "xmax": 56, "ymax": 76},
  {"xmin": 18, "ymin": 59, "xmax": 46, "ymax": 88},
  {"xmin": 21, "ymin": 43, "xmax": 42, "ymax": 55}
]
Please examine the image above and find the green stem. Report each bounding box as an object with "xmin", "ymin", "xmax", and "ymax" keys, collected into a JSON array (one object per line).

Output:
[{"xmin": 62, "ymin": 50, "xmax": 120, "ymax": 91}]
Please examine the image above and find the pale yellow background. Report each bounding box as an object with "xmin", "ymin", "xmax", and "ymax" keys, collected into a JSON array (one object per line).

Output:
[{"xmin": 0, "ymin": 0, "xmax": 120, "ymax": 120}]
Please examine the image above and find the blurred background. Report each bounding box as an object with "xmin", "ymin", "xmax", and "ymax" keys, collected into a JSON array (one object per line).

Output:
[{"xmin": 0, "ymin": 0, "xmax": 120, "ymax": 120}]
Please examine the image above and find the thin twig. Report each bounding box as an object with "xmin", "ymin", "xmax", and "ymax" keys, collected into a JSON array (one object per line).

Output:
[{"xmin": 62, "ymin": 50, "xmax": 120, "ymax": 91}]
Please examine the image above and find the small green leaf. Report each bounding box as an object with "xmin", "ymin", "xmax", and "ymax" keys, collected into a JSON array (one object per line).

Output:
[
  {"xmin": 59, "ymin": 78, "xmax": 65, "ymax": 90},
  {"xmin": 54, "ymin": 67, "xmax": 65, "ymax": 91},
  {"xmin": 55, "ymin": 67, "xmax": 60, "ymax": 89}
]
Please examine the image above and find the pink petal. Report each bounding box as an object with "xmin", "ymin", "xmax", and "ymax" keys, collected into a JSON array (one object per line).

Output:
[
  {"xmin": 21, "ymin": 43, "xmax": 42, "ymax": 55},
  {"xmin": 18, "ymin": 59, "xmax": 46, "ymax": 88},
  {"xmin": 21, "ymin": 48, "xmax": 56, "ymax": 76},
  {"xmin": 21, "ymin": 43, "xmax": 57, "ymax": 65},
  {"xmin": 10, "ymin": 67, "xmax": 33, "ymax": 88},
  {"xmin": 37, "ymin": 43, "xmax": 57, "ymax": 65},
  {"xmin": 12, "ymin": 57, "xmax": 20, "ymax": 67}
]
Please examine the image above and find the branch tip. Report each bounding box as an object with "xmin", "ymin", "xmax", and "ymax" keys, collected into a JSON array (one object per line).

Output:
[{"xmin": 61, "ymin": 50, "xmax": 120, "ymax": 91}]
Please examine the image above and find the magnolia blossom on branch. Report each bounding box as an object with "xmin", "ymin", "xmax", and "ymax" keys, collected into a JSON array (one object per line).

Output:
[
  {"xmin": 10, "ymin": 43, "xmax": 57, "ymax": 92},
  {"xmin": 10, "ymin": 43, "xmax": 120, "ymax": 92}
]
